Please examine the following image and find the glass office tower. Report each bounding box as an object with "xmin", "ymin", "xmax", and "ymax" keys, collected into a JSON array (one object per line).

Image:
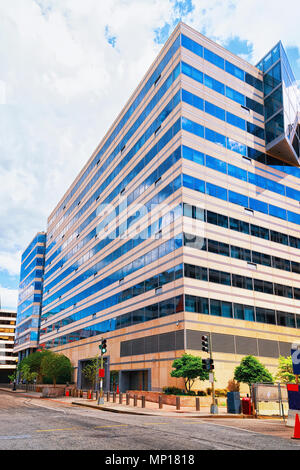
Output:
[
  {"xmin": 14, "ymin": 232, "xmax": 46, "ymax": 361},
  {"xmin": 36, "ymin": 23, "xmax": 300, "ymax": 392},
  {"xmin": 0, "ymin": 310, "xmax": 17, "ymax": 383}
]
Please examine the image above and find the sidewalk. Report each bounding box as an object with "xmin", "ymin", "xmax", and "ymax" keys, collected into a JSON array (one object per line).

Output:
[
  {"xmin": 70, "ymin": 396, "xmax": 254, "ymax": 418},
  {"xmin": 0, "ymin": 387, "xmax": 285, "ymax": 420},
  {"xmin": 1, "ymin": 386, "xmax": 250, "ymax": 417}
]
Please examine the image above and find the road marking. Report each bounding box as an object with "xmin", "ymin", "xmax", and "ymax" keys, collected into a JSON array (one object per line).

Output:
[
  {"xmin": 94, "ymin": 424, "xmax": 129, "ymax": 429},
  {"xmin": 0, "ymin": 435, "xmax": 31, "ymax": 440},
  {"xmin": 142, "ymin": 422, "xmax": 169, "ymax": 425},
  {"xmin": 35, "ymin": 427, "xmax": 79, "ymax": 433}
]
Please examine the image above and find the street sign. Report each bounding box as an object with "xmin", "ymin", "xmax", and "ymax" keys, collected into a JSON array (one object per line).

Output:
[
  {"xmin": 291, "ymin": 343, "xmax": 300, "ymax": 375},
  {"xmin": 99, "ymin": 368, "xmax": 105, "ymax": 378}
]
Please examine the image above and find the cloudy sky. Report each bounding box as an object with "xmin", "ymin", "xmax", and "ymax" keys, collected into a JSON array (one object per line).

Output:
[{"xmin": 1, "ymin": 0, "xmax": 299, "ymax": 310}]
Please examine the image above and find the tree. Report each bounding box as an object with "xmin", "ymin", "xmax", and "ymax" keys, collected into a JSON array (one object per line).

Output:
[
  {"xmin": 234, "ymin": 355, "xmax": 274, "ymax": 392},
  {"xmin": 21, "ymin": 364, "xmax": 38, "ymax": 383},
  {"xmin": 41, "ymin": 352, "xmax": 72, "ymax": 387},
  {"xmin": 275, "ymin": 355, "xmax": 295, "ymax": 384},
  {"xmin": 170, "ymin": 353, "xmax": 209, "ymax": 393},
  {"xmin": 82, "ymin": 356, "xmax": 99, "ymax": 389},
  {"xmin": 19, "ymin": 350, "xmax": 52, "ymax": 384},
  {"xmin": 8, "ymin": 371, "xmax": 17, "ymax": 383}
]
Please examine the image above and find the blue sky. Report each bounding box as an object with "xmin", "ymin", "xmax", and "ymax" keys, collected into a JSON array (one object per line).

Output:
[{"xmin": 0, "ymin": 0, "xmax": 299, "ymax": 310}]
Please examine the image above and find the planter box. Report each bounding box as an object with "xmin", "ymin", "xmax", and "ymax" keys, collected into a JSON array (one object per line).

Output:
[{"xmin": 42, "ymin": 387, "xmax": 65, "ymax": 398}]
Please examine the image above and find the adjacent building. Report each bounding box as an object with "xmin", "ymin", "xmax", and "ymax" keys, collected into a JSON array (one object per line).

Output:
[
  {"xmin": 14, "ymin": 232, "xmax": 46, "ymax": 362},
  {"xmin": 18, "ymin": 22, "xmax": 300, "ymax": 392},
  {"xmin": 0, "ymin": 310, "xmax": 18, "ymax": 383}
]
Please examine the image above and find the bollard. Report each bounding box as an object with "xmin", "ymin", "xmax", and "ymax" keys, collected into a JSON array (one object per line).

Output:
[
  {"xmin": 159, "ymin": 395, "xmax": 163, "ymax": 409},
  {"xmin": 126, "ymin": 393, "xmax": 130, "ymax": 405},
  {"xmin": 119, "ymin": 393, "xmax": 123, "ymax": 404},
  {"xmin": 176, "ymin": 396, "xmax": 180, "ymax": 410},
  {"xmin": 106, "ymin": 391, "xmax": 110, "ymax": 402},
  {"xmin": 113, "ymin": 392, "xmax": 116, "ymax": 403},
  {"xmin": 196, "ymin": 397, "xmax": 200, "ymax": 411},
  {"xmin": 141, "ymin": 396, "xmax": 146, "ymax": 408},
  {"xmin": 134, "ymin": 394, "xmax": 138, "ymax": 407},
  {"xmin": 80, "ymin": 389, "xmax": 83, "ymax": 398}
]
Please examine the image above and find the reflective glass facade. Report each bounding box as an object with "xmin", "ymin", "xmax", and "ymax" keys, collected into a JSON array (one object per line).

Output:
[
  {"xmin": 257, "ymin": 42, "xmax": 300, "ymax": 164},
  {"xmin": 14, "ymin": 232, "xmax": 46, "ymax": 360},
  {"xmin": 18, "ymin": 23, "xmax": 300, "ymax": 392}
]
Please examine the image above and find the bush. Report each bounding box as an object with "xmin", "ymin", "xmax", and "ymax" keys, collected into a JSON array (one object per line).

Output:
[
  {"xmin": 215, "ymin": 388, "xmax": 227, "ymax": 397},
  {"xmin": 197, "ymin": 390, "xmax": 207, "ymax": 396},
  {"xmin": 163, "ymin": 387, "xmax": 184, "ymax": 395},
  {"xmin": 227, "ymin": 379, "xmax": 240, "ymax": 392},
  {"xmin": 163, "ymin": 387, "xmax": 198, "ymax": 396}
]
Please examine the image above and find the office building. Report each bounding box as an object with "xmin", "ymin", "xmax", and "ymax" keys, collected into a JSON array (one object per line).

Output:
[
  {"xmin": 0, "ymin": 310, "xmax": 18, "ymax": 383},
  {"xmin": 14, "ymin": 232, "xmax": 46, "ymax": 361},
  {"xmin": 27, "ymin": 22, "xmax": 300, "ymax": 392}
]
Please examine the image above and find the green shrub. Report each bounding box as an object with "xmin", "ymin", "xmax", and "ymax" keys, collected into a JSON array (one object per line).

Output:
[
  {"xmin": 215, "ymin": 388, "xmax": 227, "ymax": 397},
  {"xmin": 163, "ymin": 386, "xmax": 184, "ymax": 395}
]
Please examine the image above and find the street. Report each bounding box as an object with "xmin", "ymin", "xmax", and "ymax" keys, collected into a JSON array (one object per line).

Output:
[{"xmin": 1, "ymin": 390, "xmax": 300, "ymax": 451}]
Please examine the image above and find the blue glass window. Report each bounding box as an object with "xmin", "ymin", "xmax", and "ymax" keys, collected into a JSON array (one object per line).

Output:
[
  {"xmin": 225, "ymin": 61, "xmax": 244, "ymax": 80},
  {"xmin": 226, "ymin": 112, "xmax": 246, "ymax": 130},
  {"xmin": 205, "ymin": 128, "xmax": 226, "ymax": 147},
  {"xmin": 228, "ymin": 191, "xmax": 248, "ymax": 207},
  {"xmin": 181, "ymin": 35, "xmax": 203, "ymax": 57},
  {"xmin": 182, "ymin": 62, "xmax": 203, "ymax": 83},
  {"xmin": 204, "ymin": 48, "xmax": 225, "ymax": 69},
  {"xmin": 228, "ymin": 164, "xmax": 247, "ymax": 181},
  {"xmin": 206, "ymin": 155, "xmax": 226, "ymax": 173},
  {"xmin": 226, "ymin": 138, "xmax": 247, "ymax": 156},
  {"xmin": 225, "ymin": 86, "xmax": 244, "ymax": 105},
  {"xmin": 249, "ymin": 198, "xmax": 268, "ymax": 214},
  {"xmin": 205, "ymin": 101, "xmax": 225, "ymax": 121},
  {"xmin": 269, "ymin": 204, "xmax": 287, "ymax": 220},
  {"xmin": 206, "ymin": 183, "xmax": 227, "ymax": 201},
  {"xmin": 182, "ymin": 146, "xmax": 204, "ymax": 165},
  {"xmin": 204, "ymin": 75, "xmax": 225, "ymax": 95}
]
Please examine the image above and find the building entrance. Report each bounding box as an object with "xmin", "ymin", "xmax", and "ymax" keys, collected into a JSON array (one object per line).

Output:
[{"xmin": 119, "ymin": 369, "xmax": 150, "ymax": 392}]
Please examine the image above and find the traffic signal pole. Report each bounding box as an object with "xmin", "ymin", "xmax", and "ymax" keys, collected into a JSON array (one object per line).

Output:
[
  {"xmin": 202, "ymin": 333, "xmax": 218, "ymax": 414},
  {"xmin": 209, "ymin": 332, "xmax": 218, "ymax": 415},
  {"xmin": 98, "ymin": 353, "xmax": 104, "ymax": 405},
  {"xmin": 97, "ymin": 337, "xmax": 106, "ymax": 405}
]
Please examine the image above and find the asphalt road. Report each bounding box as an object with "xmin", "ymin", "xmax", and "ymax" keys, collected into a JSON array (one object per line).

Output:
[{"xmin": 0, "ymin": 390, "xmax": 299, "ymax": 451}]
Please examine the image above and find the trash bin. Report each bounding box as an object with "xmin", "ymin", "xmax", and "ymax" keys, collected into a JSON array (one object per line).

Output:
[
  {"xmin": 242, "ymin": 397, "xmax": 252, "ymax": 415},
  {"xmin": 227, "ymin": 391, "xmax": 241, "ymax": 414}
]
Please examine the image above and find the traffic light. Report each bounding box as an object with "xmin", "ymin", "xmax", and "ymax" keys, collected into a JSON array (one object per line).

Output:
[
  {"xmin": 202, "ymin": 335, "xmax": 209, "ymax": 352},
  {"xmin": 100, "ymin": 339, "xmax": 107, "ymax": 354},
  {"xmin": 202, "ymin": 358, "xmax": 214, "ymax": 371}
]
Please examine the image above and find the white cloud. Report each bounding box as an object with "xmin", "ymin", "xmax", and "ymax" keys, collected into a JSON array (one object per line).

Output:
[
  {"xmin": 186, "ymin": 0, "xmax": 300, "ymax": 64},
  {"xmin": 0, "ymin": 286, "xmax": 18, "ymax": 311}
]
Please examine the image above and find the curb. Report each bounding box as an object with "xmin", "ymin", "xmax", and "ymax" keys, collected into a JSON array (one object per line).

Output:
[
  {"xmin": 71, "ymin": 401, "xmax": 256, "ymax": 418},
  {"xmin": 72, "ymin": 401, "xmax": 157, "ymax": 416}
]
